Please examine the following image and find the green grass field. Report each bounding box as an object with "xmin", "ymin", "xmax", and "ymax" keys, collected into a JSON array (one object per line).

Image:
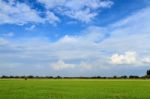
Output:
[{"xmin": 0, "ymin": 79, "xmax": 150, "ymax": 99}]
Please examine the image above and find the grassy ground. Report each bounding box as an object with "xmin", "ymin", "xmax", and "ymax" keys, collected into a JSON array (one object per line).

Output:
[{"xmin": 0, "ymin": 79, "xmax": 150, "ymax": 99}]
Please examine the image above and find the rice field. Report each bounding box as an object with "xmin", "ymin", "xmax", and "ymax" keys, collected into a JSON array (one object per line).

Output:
[{"xmin": 0, "ymin": 79, "xmax": 150, "ymax": 99}]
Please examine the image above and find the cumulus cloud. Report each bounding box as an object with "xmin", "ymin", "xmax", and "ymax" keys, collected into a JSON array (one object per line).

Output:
[
  {"xmin": 110, "ymin": 51, "xmax": 150, "ymax": 66},
  {"xmin": 110, "ymin": 52, "xmax": 137, "ymax": 65}
]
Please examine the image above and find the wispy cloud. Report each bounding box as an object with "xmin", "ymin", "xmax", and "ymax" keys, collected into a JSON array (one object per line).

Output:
[
  {"xmin": 0, "ymin": 0, "xmax": 60, "ymax": 25},
  {"xmin": 1, "ymin": 32, "xmax": 14, "ymax": 37},
  {"xmin": 25, "ymin": 25, "xmax": 36, "ymax": 31},
  {"xmin": 0, "ymin": 0, "xmax": 113, "ymax": 25},
  {"xmin": 38, "ymin": 0, "xmax": 113, "ymax": 23},
  {"xmin": 0, "ymin": 1, "xmax": 43, "ymax": 25}
]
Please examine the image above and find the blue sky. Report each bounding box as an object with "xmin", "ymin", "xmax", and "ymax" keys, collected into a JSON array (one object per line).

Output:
[{"xmin": 0, "ymin": 0, "xmax": 150, "ymax": 76}]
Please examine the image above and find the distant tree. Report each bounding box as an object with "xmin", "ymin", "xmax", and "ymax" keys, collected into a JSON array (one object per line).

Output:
[
  {"xmin": 146, "ymin": 70, "xmax": 150, "ymax": 77},
  {"xmin": 35, "ymin": 76, "xmax": 40, "ymax": 79},
  {"xmin": 20, "ymin": 76, "xmax": 25, "ymax": 78},
  {"xmin": 14, "ymin": 76, "xmax": 20, "ymax": 78},
  {"xmin": 9, "ymin": 75, "xmax": 14, "ymax": 78},
  {"xmin": 97, "ymin": 76, "xmax": 101, "ymax": 79},
  {"xmin": 113, "ymin": 76, "xmax": 117, "ymax": 79},
  {"xmin": 141, "ymin": 76, "xmax": 147, "ymax": 79},
  {"xmin": 120, "ymin": 76, "xmax": 128, "ymax": 79},
  {"xmin": 129, "ymin": 75, "xmax": 139, "ymax": 79},
  {"xmin": 56, "ymin": 76, "xmax": 61, "ymax": 79},
  {"xmin": 1, "ymin": 75, "xmax": 8, "ymax": 78},
  {"xmin": 47, "ymin": 76, "xmax": 53, "ymax": 79},
  {"xmin": 101, "ymin": 77, "xmax": 106, "ymax": 79},
  {"xmin": 27, "ymin": 75, "xmax": 34, "ymax": 78},
  {"xmin": 89, "ymin": 76, "xmax": 101, "ymax": 79}
]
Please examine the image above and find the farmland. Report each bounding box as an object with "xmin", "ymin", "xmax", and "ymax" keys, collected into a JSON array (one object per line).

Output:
[{"xmin": 0, "ymin": 79, "xmax": 150, "ymax": 99}]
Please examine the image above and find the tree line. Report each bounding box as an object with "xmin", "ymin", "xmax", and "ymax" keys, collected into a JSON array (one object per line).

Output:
[{"xmin": 1, "ymin": 70, "xmax": 150, "ymax": 79}]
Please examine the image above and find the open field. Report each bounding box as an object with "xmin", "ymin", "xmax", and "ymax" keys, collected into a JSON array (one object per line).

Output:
[{"xmin": 0, "ymin": 79, "xmax": 150, "ymax": 99}]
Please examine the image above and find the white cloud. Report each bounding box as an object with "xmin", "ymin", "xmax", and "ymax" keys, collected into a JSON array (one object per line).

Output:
[
  {"xmin": 38, "ymin": 0, "xmax": 66, "ymax": 8},
  {"xmin": 142, "ymin": 57, "xmax": 150, "ymax": 64},
  {"xmin": 110, "ymin": 7, "xmax": 150, "ymax": 36},
  {"xmin": 46, "ymin": 11, "xmax": 60, "ymax": 24},
  {"xmin": 2, "ymin": 32, "xmax": 14, "ymax": 37},
  {"xmin": 0, "ymin": 37, "xmax": 10, "ymax": 45},
  {"xmin": 64, "ymin": 8, "xmax": 97, "ymax": 23},
  {"xmin": 51, "ymin": 60, "xmax": 93, "ymax": 71},
  {"xmin": 110, "ymin": 51, "xmax": 150, "ymax": 66},
  {"xmin": 100, "ymin": 7, "xmax": 150, "ymax": 54},
  {"xmin": 57, "ymin": 35, "xmax": 78, "ymax": 44},
  {"xmin": 0, "ymin": 0, "xmax": 59, "ymax": 25},
  {"xmin": 0, "ymin": 0, "xmax": 113, "ymax": 24},
  {"xmin": 38, "ymin": 0, "xmax": 113, "ymax": 9},
  {"xmin": 38, "ymin": 0, "xmax": 113, "ymax": 22},
  {"xmin": 52, "ymin": 60, "xmax": 75, "ymax": 70},
  {"xmin": 25, "ymin": 25, "xmax": 36, "ymax": 31},
  {"xmin": 0, "ymin": 1, "xmax": 43, "ymax": 25},
  {"xmin": 79, "ymin": 62, "xmax": 92, "ymax": 70},
  {"xmin": 109, "ymin": 8, "xmax": 150, "ymax": 64},
  {"xmin": 110, "ymin": 51, "xmax": 137, "ymax": 65}
]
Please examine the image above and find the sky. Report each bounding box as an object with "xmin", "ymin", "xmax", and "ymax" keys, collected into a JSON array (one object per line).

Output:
[{"xmin": 0, "ymin": 0, "xmax": 150, "ymax": 76}]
